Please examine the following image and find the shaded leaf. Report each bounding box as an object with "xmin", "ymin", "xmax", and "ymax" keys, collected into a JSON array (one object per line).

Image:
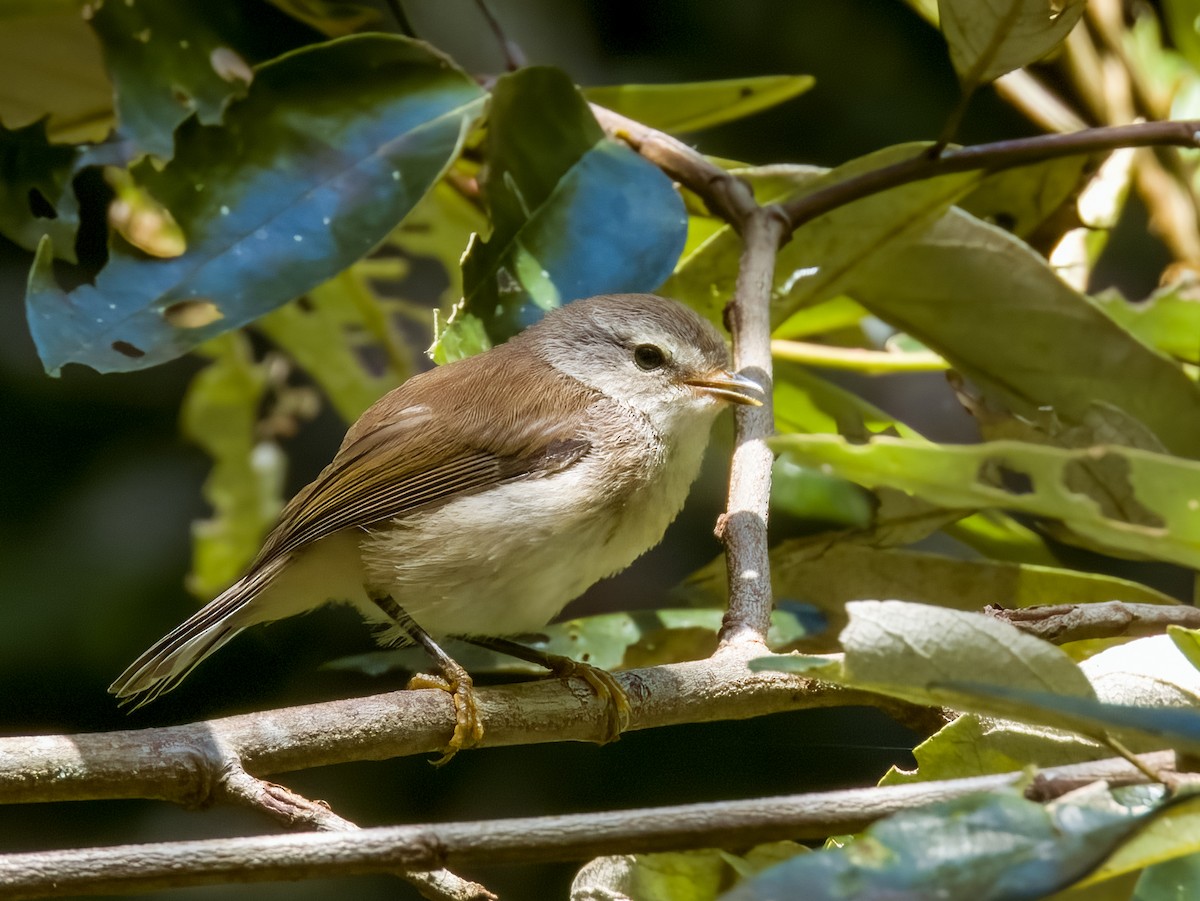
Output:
[
  {"xmin": 446, "ymin": 67, "xmax": 687, "ymax": 353},
  {"xmin": 771, "ymin": 434, "xmax": 1200, "ymax": 568},
  {"xmin": 939, "ymin": 0, "xmax": 1086, "ymax": 89},
  {"xmin": 0, "ymin": 119, "xmax": 81, "ymax": 259},
  {"xmin": 26, "ymin": 34, "xmax": 487, "ymax": 375},
  {"xmin": 584, "ymin": 75, "xmax": 814, "ymax": 134},
  {"xmin": 257, "ymin": 269, "xmax": 412, "ymax": 423},
  {"xmin": 721, "ymin": 787, "xmax": 1153, "ymax": 901},
  {"xmin": 326, "ymin": 608, "xmax": 813, "ymax": 677},
  {"xmin": 1081, "ymin": 796, "xmax": 1200, "ymax": 890},
  {"xmin": 263, "ymin": 0, "xmax": 383, "ymax": 37},
  {"xmin": 1131, "ymin": 850, "xmax": 1200, "ymax": 900},
  {"xmin": 88, "ymin": 1, "xmax": 273, "ymax": 160},
  {"xmin": 181, "ymin": 333, "xmax": 285, "ymax": 598}
]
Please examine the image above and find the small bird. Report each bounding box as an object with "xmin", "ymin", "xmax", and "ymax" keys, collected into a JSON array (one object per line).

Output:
[{"xmin": 110, "ymin": 293, "xmax": 761, "ymax": 757}]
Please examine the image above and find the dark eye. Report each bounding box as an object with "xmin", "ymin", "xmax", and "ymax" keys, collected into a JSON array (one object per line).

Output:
[{"xmin": 633, "ymin": 344, "xmax": 667, "ymax": 371}]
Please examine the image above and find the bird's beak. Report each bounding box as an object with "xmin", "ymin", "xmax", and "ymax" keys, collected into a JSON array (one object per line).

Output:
[{"xmin": 685, "ymin": 369, "xmax": 764, "ymax": 406}]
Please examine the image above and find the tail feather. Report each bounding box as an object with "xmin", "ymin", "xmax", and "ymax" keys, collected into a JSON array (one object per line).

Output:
[{"xmin": 109, "ymin": 556, "xmax": 289, "ymax": 707}]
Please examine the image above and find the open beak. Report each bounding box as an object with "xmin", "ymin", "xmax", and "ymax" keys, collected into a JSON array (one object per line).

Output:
[{"xmin": 686, "ymin": 369, "xmax": 764, "ymax": 406}]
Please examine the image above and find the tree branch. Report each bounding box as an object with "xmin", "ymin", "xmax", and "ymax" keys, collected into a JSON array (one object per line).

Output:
[
  {"xmin": 0, "ymin": 656, "xmax": 870, "ymax": 808},
  {"xmin": 1, "ymin": 752, "xmax": 1181, "ymax": 898},
  {"xmin": 987, "ymin": 602, "xmax": 1200, "ymax": 644},
  {"xmin": 778, "ymin": 119, "xmax": 1200, "ymax": 231},
  {"xmin": 717, "ymin": 207, "xmax": 785, "ymax": 649}
]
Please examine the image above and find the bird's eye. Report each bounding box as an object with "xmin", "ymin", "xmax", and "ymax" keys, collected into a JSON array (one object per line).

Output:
[{"xmin": 633, "ymin": 344, "xmax": 667, "ymax": 371}]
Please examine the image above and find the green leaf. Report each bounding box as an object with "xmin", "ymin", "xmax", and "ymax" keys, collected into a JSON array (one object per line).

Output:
[
  {"xmin": 447, "ymin": 66, "xmax": 687, "ymax": 351},
  {"xmin": 664, "ymin": 146, "xmax": 986, "ymax": 327},
  {"xmin": 25, "ymin": 34, "xmax": 487, "ymax": 375},
  {"xmin": 263, "ymin": 0, "xmax": 384, "ymax": 37},
  {"xmin": 1095, "ymin": 286, "xmax": 1200, "ymax": 365},
  {"xmin": 1132, "ymin": 850, "xmax": 1200, "ymax": 900},
  {"xmin": 325, "ymin": 607, "xmax": 813, "ymax": 677},
  {"xmin": 0, "ymin": 119, "xmax": 81, "ymax": 260},
  {"xmin": 1083, "ymin": 796, "xmax": 1200, "ymax": 890},
  {"xmin": 844, "ymin": 208, "xmax": 1200, "ymax": 458},
  {"xmin": 584, "ymin": 75, "xmax": 814, "ymax": 134},
  {"xmin": 721, "ymin": 787, "xmax": 1154, "ymax": 901},
  {"xmin": 1168, "ymin": 625, "xmax": 1200, "ymax": 674},
  {"xmin": 1160, "ymin": 0, "xmax": 1200, "ymax": 73},
  {"xmin": 938, "ymin": 0, "xmax": 1086, "ymax": 90},
  {"xmin": 181, "ymin": 333, "xmax": 285, "ymax": 598},
  {"xmin": 771, "ymin": 434, "xmax": 1200, "ymax": 568},
  {"xmin": 257, "ymin": 270, "xmax": 411, "ymax": 423},
  {"xmin": 0, "ymin": 6, "xmax": 113, "ymax": 143},
  {"xmin": 958, "ymin": 156, "xmax": 1088, "ymax": 237},
  {"xmin": 88, "ymin": 0, "xmax": 281, "ymax": 160},
  {"xmin": 934, "ymin": 681, "xmax": 1200, "ymax": 756}
]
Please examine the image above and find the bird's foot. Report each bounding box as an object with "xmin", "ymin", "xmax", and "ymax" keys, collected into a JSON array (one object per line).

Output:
[
  {"xmin": 407, "ymin": 663, "xmax": 484, "ymax": 766},
  {"xmin": 542, "ymin": 653, "xmax": 631, "ymax": 743}
]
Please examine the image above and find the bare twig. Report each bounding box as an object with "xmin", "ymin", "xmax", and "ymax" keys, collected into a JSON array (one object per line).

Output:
[
  {"xmin": 0, "ymin": 656, "xmax": 870, "ymax": 808},
  {"xmin": 471, "ymin": 0, "xmax": 526, "ymax": 71},
  {"xmin": 591, "ymin": 104, "xmax": 759, "ymax": 226},
  {"xmin": 987, "ymin": 602, "xmax": 1200, "ymax": 644},
  {"xmin": 0, "ymin": 752, "xmax": 1182, "ymax": 899},
  {"xmin": 219, "ymin": 762, "xmax": 494, "ymax": 901},
  {"xmin": 717, "ymin": 208, "xmax": 785, "ymax": 649},
  {"xmin": 778, "ymin": 119, "xmax": 1200, "ymax": 232}
]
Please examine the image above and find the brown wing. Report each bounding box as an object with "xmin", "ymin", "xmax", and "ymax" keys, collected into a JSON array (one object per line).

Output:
[{"xmin": 251, "ymin": 343, "xmax": 596, "ymax": 568}]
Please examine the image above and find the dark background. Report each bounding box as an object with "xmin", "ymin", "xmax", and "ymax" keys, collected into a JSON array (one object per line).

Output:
[{"xmin": 0, "ymin": 1, "xmax": 1169, "ymax": 897}]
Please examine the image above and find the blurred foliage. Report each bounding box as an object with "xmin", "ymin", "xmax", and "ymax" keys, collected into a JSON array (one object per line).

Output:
[{"xmin": 9, "ymin": 0, "xmax": 1200, "ymax": 899}]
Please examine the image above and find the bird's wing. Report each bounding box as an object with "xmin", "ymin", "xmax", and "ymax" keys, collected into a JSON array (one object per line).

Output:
[{"xmin": 251, "ymin": 345, "xmax": 597, "ymax": 568}]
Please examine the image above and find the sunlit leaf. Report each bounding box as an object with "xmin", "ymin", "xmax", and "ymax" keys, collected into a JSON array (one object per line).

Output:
[
  {"xmin": 958, "ymin": 155, "xmax": 1088, "ymax": 237},
  {"xmin": 771, "ymin": 434, "xmax": 1200, "ymax": 568},
  {"xmin": 26, "ymin": 34, "xmax": 487, "ymax": 375},
  {"xmin": 939, "ymin": 0, "xmax": 1086, "ymax": 90},
  {"xmin": 585, "ymin": 74, "xmax": 814, "ymax": 134},
  {"xmin": 1095, "ymin": 285, "xmax": 1200, "ymax": 366}
]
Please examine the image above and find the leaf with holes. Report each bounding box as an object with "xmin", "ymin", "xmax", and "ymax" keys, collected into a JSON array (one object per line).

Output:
[
  {"xmin": 0, "ymin": 119, "xmax": 81, "ymax": 260},
  {"xmin": 25, "ymin": 34, "xmax": 487, "ymax": 375},
  {"xmin": 771, "ymin": 434, "xmax": 1200, "ymax": 568}
]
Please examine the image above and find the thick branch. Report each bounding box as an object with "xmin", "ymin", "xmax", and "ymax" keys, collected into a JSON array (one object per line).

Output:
[
  {"xmin": 778, "ymin": 119, "xmax": 1200, "ymax": 231},
  {"xmin": 0, "ymin": 655, "xmax": 869, "ymax": 808},
  {"xmin": 0, "ymin": 752, "xmax": 1179, "ymax": 898},
  {"xmin": 988, "ymin": 602, "xmax": 1200, "ymax": 644}
]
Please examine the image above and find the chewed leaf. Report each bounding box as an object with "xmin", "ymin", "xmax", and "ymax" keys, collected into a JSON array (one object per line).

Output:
[
  {"xmin": 25, "ymin": 34, "xmax": 486, "ymax": 375},
  {"xmin": 449, "ymin": 67, "xmax": 686, "ymax": 351},
  {"xmin": 0, "ymin": 119, "xmax": 82, "ymax": 260},
  {"xmin": 772, "ymin": 434, "xmax": 1200, "ymax": 568}
]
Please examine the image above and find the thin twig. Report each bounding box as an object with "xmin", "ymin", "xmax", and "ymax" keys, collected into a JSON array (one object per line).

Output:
[
  {"xmin": 987, "ymin": 601, "xmax": 1200, "ymax": 644},
  {"xmin": 471, "ymin": 0, "xmax": 526, "ymax": 71},
  {"xmin": 383, "ymin": 0, "xmax": 416, "ymax": 36},
  {"xmin": 219, "ymin": 762, "xmax": 495, "ymax": 901},
  {"xmin": 717, "ymin": 208, "xmax": 785, "ymax": 649},
  {"xmin": 0, "ymin": 752, "xmax": 1181, "ymax": 898},
  {"xmin": 778, "ymin": 119, "xmax": 1200, "ymax": 232}
]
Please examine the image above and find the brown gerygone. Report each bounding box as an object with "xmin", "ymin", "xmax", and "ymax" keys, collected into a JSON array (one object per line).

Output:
[{"xmin": 110, "ymin": 293, "xmax": 761, "ymax": 755}]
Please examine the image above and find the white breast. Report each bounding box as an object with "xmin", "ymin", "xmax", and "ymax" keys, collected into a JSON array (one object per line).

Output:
[{"xmin": 353, "ymin": 405, "xmax": 718, "ymax": 642}]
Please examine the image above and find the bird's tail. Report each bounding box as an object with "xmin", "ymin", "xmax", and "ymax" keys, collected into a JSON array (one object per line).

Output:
[{"xmin": 108, "ymin": 556, "xmax": 290, "ymax": 708}]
